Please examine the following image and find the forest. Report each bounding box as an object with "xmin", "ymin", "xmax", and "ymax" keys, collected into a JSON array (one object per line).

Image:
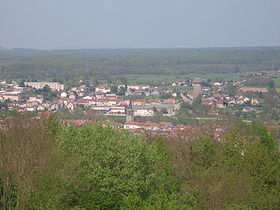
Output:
[
  {"xmin": 0, "ymin": 113, "xmax": 279, "ymax": 209},
  {"xmin": 0, "ymin": 47, "xmax": 280, "ymax": 82}
]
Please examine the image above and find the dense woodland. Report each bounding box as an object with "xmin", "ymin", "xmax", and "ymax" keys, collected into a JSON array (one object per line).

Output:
[
  {"xmin": 0, "ymin": 114, "xmax": 279, "ymax": 209},
  {"xmin": 1, "ymin": 47, "xmax": 280, "ymax": 82}
]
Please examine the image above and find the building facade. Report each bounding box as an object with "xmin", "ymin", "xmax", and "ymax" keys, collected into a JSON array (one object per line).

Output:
[{"xmin": 24, "ymin": 82, "xmax": 65, "ymax": 91}]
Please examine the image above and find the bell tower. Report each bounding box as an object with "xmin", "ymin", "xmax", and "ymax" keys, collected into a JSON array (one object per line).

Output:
[{"xmin": 126, "ymin": 100, "xmax": 134, "ymax": 123}]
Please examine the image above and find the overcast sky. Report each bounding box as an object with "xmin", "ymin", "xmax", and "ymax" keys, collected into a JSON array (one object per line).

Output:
[{"xmin": 1, "ymin": 0, "xmax": 280, "ymax": 49}]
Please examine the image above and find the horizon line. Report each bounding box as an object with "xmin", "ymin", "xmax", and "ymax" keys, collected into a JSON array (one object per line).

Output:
[{"xmin": 1, "ymin": 45, "xmax": 280, "ymax": 51}]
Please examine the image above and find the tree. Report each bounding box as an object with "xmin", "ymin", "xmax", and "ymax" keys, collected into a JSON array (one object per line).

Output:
[
  {"xmin": 118, "ymin": 86, "xmax": 126, "ymax": 95},
  {"xmin": 268, "ymin": 80, "xmax": 275, "ymax": 89},
  {"xmin": 52, "ymin": 124, "xmax": 177, "ymax": 209},
  {"xmin": 42, "ymin": 85, "xmax": 51, "ymax": 92},
  {"xmin": 192, "ymin": 95, "xmax": 202, "ymax": 108},
  {"xmin": 160, "ymin": 108, "xmax": 168, "ymax": 114},
  {"xmin": 0, "ymin": 114, "xmax": 58, "ymax": 209},
  {"xmin": 110, "ymin": 85, "xmax": 118, "ymax": 94}
]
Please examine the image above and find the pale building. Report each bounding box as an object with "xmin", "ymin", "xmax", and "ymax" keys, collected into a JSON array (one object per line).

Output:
[
  {"xmin": 134, "ymin": 108, "xmax": 154, "ymax": 116},
  {"xmin": 24, "ymin": 82, "xmax": 65, "ymax": 91}
]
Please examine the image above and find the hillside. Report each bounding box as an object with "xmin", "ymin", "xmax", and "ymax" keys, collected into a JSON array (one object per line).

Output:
[{"xmin": 0, "ymin": 47, "xmax": 280, "ymax": 81}]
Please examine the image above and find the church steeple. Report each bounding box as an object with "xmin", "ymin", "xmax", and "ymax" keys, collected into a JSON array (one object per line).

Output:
[{"xmin": 126, "ymin": 99, "xmax": 134, "ymax": 123}]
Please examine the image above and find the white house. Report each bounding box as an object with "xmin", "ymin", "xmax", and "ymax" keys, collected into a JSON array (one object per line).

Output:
[{"xmin": 134, "ymin": 108, "xmax": 154, "ymax": 116}]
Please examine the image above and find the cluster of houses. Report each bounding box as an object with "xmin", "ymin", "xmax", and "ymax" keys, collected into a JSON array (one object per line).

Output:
[
  {"xmin": 58, "ymin": 84, "xmax": 179, "ymax": 116},
  {"xmin": 176, "ymin": 78, "xmax": 268, "ymax": 112},
  {"xmin": 0, "ymin": 81, "xmax": 66, "ymax": 112},
  {"xmin": 0, "ymin": 72, "xmax": 275, "ymax": 117},
  {"xmin": 0, "ymin": 81, "xmax": 179, "ymax": 116},
  {"xmin": 1, "ymin": 73, "xmax": 279, "ymax": 140}
]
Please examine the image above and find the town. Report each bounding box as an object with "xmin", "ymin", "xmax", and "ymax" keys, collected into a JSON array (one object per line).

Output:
[{"xmin": 1, "ymin": 69, "xmax": 280, "ymax": 138}]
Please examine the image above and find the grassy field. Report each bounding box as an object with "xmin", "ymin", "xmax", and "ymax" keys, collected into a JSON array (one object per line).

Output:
[
  {"xmin": 124, "ymin": 73, "xmax": 242, "ymax": 85},
  {"xmin": 97, "ymin": 73, "xmax": 242, "ymax": 86}
]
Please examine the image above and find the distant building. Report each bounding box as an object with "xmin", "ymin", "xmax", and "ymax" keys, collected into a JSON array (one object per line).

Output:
[
  {"xmin": 134, "ymin": 108, "xmax": 154, "ymax": 116},
  {"xmin": 1, "ymin": 94, "xmax": 20, "ymax": 101},
  {"xmin": 126, "ymin": 100, "xmax": 134, "ymax": 123},
  {"xmin": 193, "ymin": 84, "xmax": 202, "ymax": 95},
  {"xmin": 216, "ymin": 101, "xmax": 226, "ymax": 108},
  {"xmin": 239, "ymin": 87, "xmax": 268, "ymax": 93},
  {"xmin": 95, "ymin": 85, "xmax": 111, "ymax": 93},
  {"xmin": 60, "ymin": 92, "xmax": 68, "ymax": 98},
  {"xmin": 24, "ymin": 82, "xmax": 65, "ymax": 91}
]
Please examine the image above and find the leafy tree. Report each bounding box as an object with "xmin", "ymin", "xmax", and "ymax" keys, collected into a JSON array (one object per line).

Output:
[
  {"xmin": 268, "ymin": 79, "xmax": 275, "ymax": 89},
  {"xmin": 0, "ymin": 114, "xmax": 57, "ymax": 209},
  {"xmin": 118, "ymin": 86, "xmax": 126, "ymax": 95},
  {"xmin": 52, "ymin": 124, "xmax": 179, "ymax": 209},
  {"xmin": 110, "ymin": 85, "xmax": 118, "ymax": 94},
  {"xmin": 192, "ymin": 95, "xmax": 202, "ymax": 108}
]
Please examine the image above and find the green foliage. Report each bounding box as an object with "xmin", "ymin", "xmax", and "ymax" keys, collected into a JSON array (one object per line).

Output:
[
  {"xmin": 192, "ymin": 95, "xmax": 202, "ymax": 107},
  {"xmin": 1, "ymin": 114, "xmax": 280, "ymax": 209},
  {"xmin": 27, "ymin": 175, "xmax": 65, "ymax": 210},
  {"xmin": 268, "ymin": 79, "xmax": 275, "ymax": 89},
  {"xmin": 110, "ymin": 85, "xmax": 118, "ymax": 94},
  {"xmin": 50, "ymin": 124, "xmax": 179, "ymax": 209}
]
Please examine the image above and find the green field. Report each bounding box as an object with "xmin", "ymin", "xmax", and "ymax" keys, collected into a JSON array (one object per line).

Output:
[{"xmin": 124, "ymin": 73, "xmax": 242, "ymax": 85}]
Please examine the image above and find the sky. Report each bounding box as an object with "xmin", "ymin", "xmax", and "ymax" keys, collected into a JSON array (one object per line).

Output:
[{"xmin": 0, "ymin": 0, "xmax": 280, "ymax": 49}]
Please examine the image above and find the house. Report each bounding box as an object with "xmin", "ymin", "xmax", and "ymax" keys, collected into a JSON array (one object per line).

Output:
[
  {"xmin": 37, "ymin": 105, "xmax": 45, "ymax": 111},
  {"xmin": 124, "ymin": 122, "xmax": 160, "ymax": 130},
  {"xmin": 150, "ymin": 89, "xmax": 161, "ymax": 96},
  {"xmin": 95, "ymin": 92, "xmax": 106, "ymax": 99},
  {"xmin": 213, "ymin": 82, "xmax": 222, "ymax": 86},
  {"xmin": 172, "ymin": 92, "xmax": 177, "ymax": 97},
  {"xmin": 235, "ymin": 93, "xmax": 243, "ymax": 100},
  {"xmin": 228, "ymin": 98, "xmax": 236, "ymax": 106},
  {"xmin": 106, "ymin": 106, "xmax": 126, "ymax": 115},
  {"xmin": 105, "ymin": 94, "xmax": 117, "ymax": 99},
  {"xmin": 163, "ymin": 98, "xmax": 176, "ymax": 104},
  {"xmin": 132, "ymin": 99, "xmax": 145, "ymax": 106},
  {"xmin": 127, "ymin": 85, "xmax": 149, "ymax": 91},
  {"xmin": 69, "ymin": 92, "xmax": 78, "ymax": 100},
  {"xmin": 146, "ymin": 99, "xmax": 161, "ymax": 105},
  {"xmin": 243, "ymin": 97, "xmax": 250, "ymax": 103},
  {"xmin": 2, "ymin": 94, "xmax": 20, "ymax": 101},
  {"xmin": 216, "ymin": 101, "xmax": 226, "ymax": 108},
  {"xmin": 134, "ymin": 108, "xmax": 154, "ymax": 116},
  {"xmin": 187, "ymin": 91, "xmax": 197, "ymax": 100},
  {"xmin": 83, "ymin": 95, "xmax": 93, "ymax": 100},
  {"xmin": 26, "ymin": 107, "xmax": 36, "ymax": 112},
  {"xmin": 117, "ymin": 99, "xmax": 130, "ymax": 106},
  {"xmin": 95, "ymin": 85, "xmax": 111, "ymax": 93},
  {"xmin": 239, "ymin": 87, "xmax": 268, "ymax": 93},
  {"xmin": 251, "ymin": 98, "xmax": 260, "ymax": 106},
  {"xmin": 29, "ymin": 96, "xmax": 44, "ymax": 104}
]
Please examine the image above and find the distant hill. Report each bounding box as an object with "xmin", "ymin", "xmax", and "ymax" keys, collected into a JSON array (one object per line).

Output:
[
  {"xmin": 0, "ymin": 47, "xmax": 280, "ymax": 81},
  {"xmin": 0, "ymin": 46, "xmax": 6, "ymax": 51}
]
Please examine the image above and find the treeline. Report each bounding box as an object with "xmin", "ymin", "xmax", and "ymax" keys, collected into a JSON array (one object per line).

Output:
[
  {"xmin": 0, "ymin": 47, "xmax": 280, "ymax": 82},
  {"xmin": 0, "ymin": 114, "xmax": 279, "ymax": 209}
]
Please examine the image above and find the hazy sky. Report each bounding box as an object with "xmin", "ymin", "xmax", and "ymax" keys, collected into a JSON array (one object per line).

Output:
[{"xmin": 1, "ymin": 0, "xmax": 280, "ymax": 49}]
